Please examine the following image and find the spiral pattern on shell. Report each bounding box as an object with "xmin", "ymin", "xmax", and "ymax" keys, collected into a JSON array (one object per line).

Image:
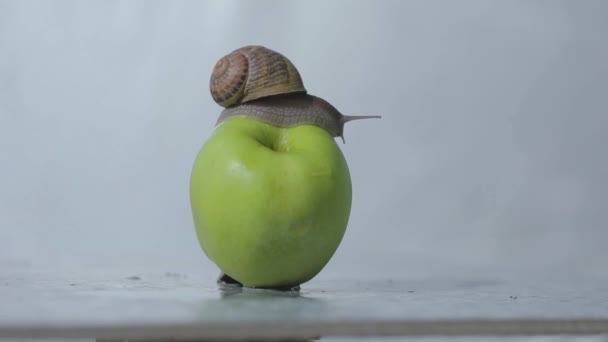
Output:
[{"xmin": 210, "ymin": 46, "xmax": 307, "ymax": 108}]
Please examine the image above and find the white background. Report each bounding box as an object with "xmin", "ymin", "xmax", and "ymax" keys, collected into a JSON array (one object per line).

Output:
[{"xmin": 1, "ymin": 0, "xmax": 607, "ymax": 286}]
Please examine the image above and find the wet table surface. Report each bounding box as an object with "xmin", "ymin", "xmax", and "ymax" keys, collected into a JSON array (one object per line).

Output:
[{"xmin": 1, "ymin": 269, "xmax": 607, "ymax": 341}]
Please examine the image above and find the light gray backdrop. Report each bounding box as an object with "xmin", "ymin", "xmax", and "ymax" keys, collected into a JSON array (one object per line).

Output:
[{"xmin": 1, "ymin": 0, "xmax": 606, "ymax": 286}]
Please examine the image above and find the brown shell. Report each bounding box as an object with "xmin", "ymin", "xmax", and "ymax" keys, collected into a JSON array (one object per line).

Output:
[{"xmin": 209, "ymin": 45, "xmax": 307, "ymax": 108}]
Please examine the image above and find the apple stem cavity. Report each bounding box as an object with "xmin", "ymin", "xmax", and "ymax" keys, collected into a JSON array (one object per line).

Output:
[{"xmin": 339, "ymin": 115, "xmax": 382, "ymax": 144}]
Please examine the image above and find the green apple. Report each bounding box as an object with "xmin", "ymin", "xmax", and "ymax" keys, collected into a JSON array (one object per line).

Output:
[{"xmin": 190, "ymin": 116, "xmax": 351, "ymax": 288}]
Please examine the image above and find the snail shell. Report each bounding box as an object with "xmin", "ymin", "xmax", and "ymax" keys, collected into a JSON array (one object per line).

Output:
[
  {"xmin": 210, "ymin": 45, "xmax": 306, "ymax": 107},
  {"xmin": 210, "ymin": 45, "xmax": 380, "ymax": 142}
]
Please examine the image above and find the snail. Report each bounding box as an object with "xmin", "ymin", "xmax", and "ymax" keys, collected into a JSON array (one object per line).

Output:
[{"xmin": 210, "ymin": 45, "xmax": 381, "ymax": 143}]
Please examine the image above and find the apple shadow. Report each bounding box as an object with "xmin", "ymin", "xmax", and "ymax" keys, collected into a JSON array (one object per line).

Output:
[
  {"xmin": 185, "ymin": 284, "xmax": 327, "ymax": 341},
  {"xmin": 218, "ymin": 283, "xmax": 302, "ymax": 299}
]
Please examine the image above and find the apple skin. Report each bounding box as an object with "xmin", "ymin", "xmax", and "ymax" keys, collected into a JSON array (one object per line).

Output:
[{"xmin": 190, "ymin": 116, "xmax": 352, "ymax": 288}]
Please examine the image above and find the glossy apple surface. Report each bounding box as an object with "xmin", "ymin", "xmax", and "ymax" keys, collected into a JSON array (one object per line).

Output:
[{"xmin": 190, "ymin": 117, "xmax": 352, "ymax": 288}]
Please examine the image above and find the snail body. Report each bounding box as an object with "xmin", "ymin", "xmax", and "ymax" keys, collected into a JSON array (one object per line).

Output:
[{"xmin": 191, "ymin": 46, "xmax": 380, "ymax": 289}]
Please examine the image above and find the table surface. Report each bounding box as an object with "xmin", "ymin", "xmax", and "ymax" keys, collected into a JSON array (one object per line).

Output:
[{"xmin": 1, "ymin": 269, "xmax": 607, "ymax": 341}]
